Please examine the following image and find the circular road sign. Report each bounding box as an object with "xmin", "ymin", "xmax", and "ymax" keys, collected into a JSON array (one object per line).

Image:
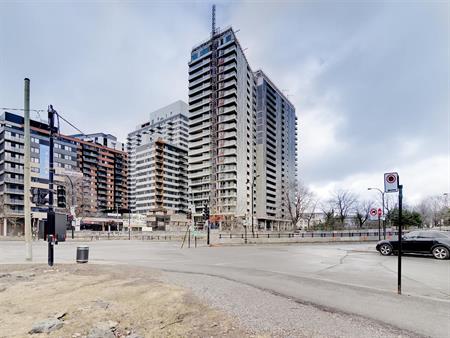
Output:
[
  {"xmin": 377, "ymin": 208, "xmax": 382, "ymax": 216},
  {"xmin": 370, "ymin": 208, "xmax": 377, "ymax": 216},
  {"xmin": 386, "ymin": 174, "xmax": 397, "ymax": 184}
]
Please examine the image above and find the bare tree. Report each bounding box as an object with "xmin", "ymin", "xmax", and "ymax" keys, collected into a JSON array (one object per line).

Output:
[
  {"xmin": 330, "ymin": 189, "xmax": 357, "ymax": 225},
  {"xmin": 304, "ymin": 199, "xmax": 319, "ymax": 229},
  {"xmin": 286, "ymin": 182, "xmax": 315, "ymax": 230},
  {"xmin": 354, "ymin": 200, "xmax": 372, "ymax": 228},
  {"xmin": 416, "ymin": 195, "xmax": 447, "ymax": 228},
  {"xmin": 320, "ymin": 202, "xmax": 335, "ymax": 229}
]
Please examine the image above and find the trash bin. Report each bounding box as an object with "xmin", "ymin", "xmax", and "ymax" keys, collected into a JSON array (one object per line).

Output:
[{"xmin": 76, "ymin": 245, "xmax": 89, "ymax": 263}]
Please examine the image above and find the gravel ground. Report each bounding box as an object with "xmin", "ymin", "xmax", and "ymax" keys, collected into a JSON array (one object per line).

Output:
[
  {"xmin": 0, "ymin": 264, "xmax": 257, "ymax": 338},
  {"xmin": 162, "ymin": 271, "xmax": 423, "ymax": 338}
]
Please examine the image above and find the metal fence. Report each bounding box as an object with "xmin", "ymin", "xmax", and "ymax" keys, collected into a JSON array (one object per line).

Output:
[{"xmin": 218, "ymin": 230, "xmax": 399, "ymax": 240}]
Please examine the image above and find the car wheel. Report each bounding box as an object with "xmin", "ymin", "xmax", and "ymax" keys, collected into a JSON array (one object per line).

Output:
[
  {"xmin": 379, "ymin": 244, "xmax": 393, "ymax": 256},
  {"xmin": 432, "ymin": 246, "xmax": 449, "ymax": 260}
]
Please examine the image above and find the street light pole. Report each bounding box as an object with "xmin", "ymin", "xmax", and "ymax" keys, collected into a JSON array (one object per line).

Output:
[
  {"xmin": 251, "ymin": 174, "xmax": 260, "ymax": 237},
  {"xmin": 368, "ymin": 187, "xmax": 386, "ymax": 239}
]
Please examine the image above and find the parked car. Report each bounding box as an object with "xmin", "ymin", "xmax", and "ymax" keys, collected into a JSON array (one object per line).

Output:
[{"xmin": 376, "ymin": 230, "xmax": 450, "ymax": 260}]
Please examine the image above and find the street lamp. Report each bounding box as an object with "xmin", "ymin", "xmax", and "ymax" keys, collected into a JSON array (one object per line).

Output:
[
  {"xmin": 368, "ymin": 187, "xmax": 385, "ymax": 239},
  {"xmin": 250, "ymin": 174, "xmax": 260, "ymax": 238}
]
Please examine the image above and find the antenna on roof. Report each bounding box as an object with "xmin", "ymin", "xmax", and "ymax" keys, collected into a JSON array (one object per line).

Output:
[{"xmin": 211, "ymin": 4, "xmax": 216, "ymax": 37}]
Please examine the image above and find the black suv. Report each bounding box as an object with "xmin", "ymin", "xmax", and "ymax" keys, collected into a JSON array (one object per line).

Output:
[{"xmin": 376, "ymin": 230, "xmax": 450, "ymax": 260}]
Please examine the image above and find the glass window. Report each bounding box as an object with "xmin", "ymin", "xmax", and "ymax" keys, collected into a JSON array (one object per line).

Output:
[
  {"xmin": 200, "ymin": 47, "xmax": 209, "ymax": 56},
  {"xmin": 404, "ymin": 231, "xmax": 420, "ymax": 239}
]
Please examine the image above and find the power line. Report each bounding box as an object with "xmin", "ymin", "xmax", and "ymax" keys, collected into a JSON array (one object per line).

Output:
[
  {"xmin": 1, "ymin": 106, "xmax": 85, "ymax": 135},
  {"xmin": 0, "ymin": 107, "xmax": 45, "ymax": 112},
  {"xmin": 56, "ymin": 112, "xmax": 85, "ymax": 135}
]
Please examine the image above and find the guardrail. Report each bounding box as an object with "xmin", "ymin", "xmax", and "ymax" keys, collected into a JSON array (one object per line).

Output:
[{"xmin": 218, "ymin": 231, "xmax": 399, "ymax": 239}]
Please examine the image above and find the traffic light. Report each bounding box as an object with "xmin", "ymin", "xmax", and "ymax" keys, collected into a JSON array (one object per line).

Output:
[
  {"xmin": 31, "ymin": 188, "xmax": 49, "ymax": 206},
  {"xmin": 57, "ymin": 185, "xmax": 66, "ymax": 208},
  {"xmin": 203, "ymin": 204, "xmax": 210, "ymax": 221}
]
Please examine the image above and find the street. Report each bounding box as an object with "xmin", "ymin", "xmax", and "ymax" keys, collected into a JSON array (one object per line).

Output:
[{"xmin": 1, "ymin": 240, "xmax": 449, "ymax": 337}]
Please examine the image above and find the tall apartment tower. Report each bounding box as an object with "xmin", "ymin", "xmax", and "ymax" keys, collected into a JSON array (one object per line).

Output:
[
  {"xmin": 0, "ymin": 112, "xmax": 79, "ymax": 235},
  {"xmin": 254, "ymin": 70, "xmax": 298, "ymax": 230},
  {"xmin": 134, "ymin": 135, "xmax": 188, "ymax": 216},
  {"xmin": 188, "ymin": 27, "xmax": 257, "ymax": 228},
  {"xmin": 68, "ymin": 132, "xmax": 128, "ymax": 214},
  {"xmin": 127, "ymin": 101, "xmax": 189, "ymax": 214}
]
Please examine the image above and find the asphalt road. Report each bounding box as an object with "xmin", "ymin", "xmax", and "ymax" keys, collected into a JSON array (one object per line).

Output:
[{"xmin": 1, "ymin": 240, "xmax": 449, "ymax": 337}]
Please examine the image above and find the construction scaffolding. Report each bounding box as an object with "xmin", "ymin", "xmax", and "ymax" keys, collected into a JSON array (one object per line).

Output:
[{"xmin": 209, "ymin": 4, "xmax": 219, "ymax": 225}]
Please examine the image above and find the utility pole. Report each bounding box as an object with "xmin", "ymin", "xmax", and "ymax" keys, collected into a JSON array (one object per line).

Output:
[
  {"xmin": 398, "ymin": 184, "xmax": 403, "ymax": 295},
  {"xmin": 47, "ymin": 105, "xmax": 57, "ymax": 266},
  {"xmin": 24, "ymin": 78, "xmax": 32, "ymax": 261},
  {"xmin": 128, "ymin": 210, "xmax": 131, "ymax": 240}
]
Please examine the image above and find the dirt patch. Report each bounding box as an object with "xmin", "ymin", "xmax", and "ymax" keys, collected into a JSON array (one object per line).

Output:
[{"xmin": 0, "ymin": 264, "xmax": 259, "ymax": 337}]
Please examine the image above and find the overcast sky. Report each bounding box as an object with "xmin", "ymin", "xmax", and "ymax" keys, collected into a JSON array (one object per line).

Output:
[{"xmin": 0, "ymin": 1, "xmax": 448, "ymax": 205}]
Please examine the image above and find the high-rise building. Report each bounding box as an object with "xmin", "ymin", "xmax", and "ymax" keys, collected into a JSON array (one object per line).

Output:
[
  {"xmin": 254, "ymin": 70, "xmax": 298, "ymax": 230},
  {"xmin": 72, "ymin": 133, "xmax": 125, "ymax": 151},
  {"xmin": 127, "ymin": 101, "xmax": 189, "ymax": 215},
  {"xmin": 134, "ymin": 135, "xmax": 188, "ymax": 215},
  {"xmin": 188, "ymin": 27, "xmax": 257, "ymax": 229},
  {"xmin": 66, "ymin": 135, "xmax": 128, "ymax": 215},
  {"xmin": 0, "ymin": 111, "xmax": 128, "ymax": 235},
  {"xmin": 0, "ymin": 112, "xmax": 79, "ymax": 235}
]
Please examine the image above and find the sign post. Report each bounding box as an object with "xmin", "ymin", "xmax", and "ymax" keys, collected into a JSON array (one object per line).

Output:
[
  {"xmin": 377, "ymin": 208, "xmax": 383, "ymax": 240},
  {"xmin": 384, "ymin": 172, "xmax": 401, "ymax": 295}
]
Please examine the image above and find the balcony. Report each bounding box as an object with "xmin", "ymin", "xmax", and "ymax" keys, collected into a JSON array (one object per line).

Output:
[
  {"xmin": 189, "ymin": 146, "xmax": 209, "ymax": 157},
  {"xmin": 189, "ymin": 113, "xmax": 210, "ymax": 126},
  {"xmin": 218, "ymin": 114, "xmax": 236, "ymax": 124},
  {"xmin": 188, "ymin": 58, "xmax": 210, "ymax": 73},
  {"xmin": 217, "ymin": 140, "xmax": 236, "ymax": 150},
  {"xmin": 189, "ymin": 74, "xmax": 211, "ymax": 89},
  {"xmin": 4, "ymin": 145, "xmax": 24, "ymax": 153},
  {"xmin": 188, "ymin": 89, "xmax": 212, "ymax": 104},
  {"xmin": 189, "ymin": 138, "xmax": 210, "ymax": 148},
  {"xmin": 218, "ymin": 71, "xmax": 237, "ymax": 82},
  {"xmin": 190, "ymin": 97, "xmax": 211, "ymax": 111},
  {"xmin": 5, "ymin": 166, "xmax": 24, "ymax": 174},
  {"xmin": 189, "ymin": 82, "xmax": 210, "ymax": 96},
  {"xmin": 188, "ymin": 170, "xmax": 211, "ymax": 179},
  {"xmin": 4, "ymin": 187, "xmax": 24, "ymax": 194},
  {"xmin": 5, "ymin": 197, "xmax": 24, "ymax": 205},
  {"xmin": 3, "ymin": 154, "xmax": 23, "ymax": 163},
  {"xmin": 218, "ymin": 123, "xmax": 237, "ymax": 133},
  {"xmin": 217, "ymin": 165, "xmax": 237, "ymax": 173},
  {"xmin": 5, "ymin": 135, "xmax": 23, "ymax": 143},
  {"xmin": 218, "ymin": 156, "xmax": 237, "ymax": 165},
  {"xmin": 218, "ymin": 105, "xmax": 237, "ymax": 115},
  {"xmin": 188, "ymin": 66, "xmax": 211, "ymax": 81},
  {"xmin": 4, "ymin": 176, "xmax": 23, "ymax": 184},
  {"xmin": 217, "ymin": 148, "xmax": 236, "ymax": 156},
  {"xmin": 188, "ymin": 130, "xmax": 210, "ymax": 142},
  {"xmin": 190, "ymin": 121, "xmax": 211, "ymax": 134}
]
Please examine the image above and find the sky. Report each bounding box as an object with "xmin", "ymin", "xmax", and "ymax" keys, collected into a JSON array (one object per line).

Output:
[{"xmin": 0, "ymin": 0, "xmax": 448, "ymax": 205}]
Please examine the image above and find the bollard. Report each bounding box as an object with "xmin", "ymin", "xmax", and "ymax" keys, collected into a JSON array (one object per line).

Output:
[{"xmin": 76, "ymin": 245, "xmax": 89, "ymax": 263}]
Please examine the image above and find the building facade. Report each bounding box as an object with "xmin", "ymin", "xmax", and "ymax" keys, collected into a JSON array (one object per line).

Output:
[
  {"xmin": 67, "ymin": 136, "xmax": 128, "ymax": 215},
  {"xmin": 188, "ymin": 27, "xmax": 257, "ymax": 229},
  {"xmin": 0, "ymin": 112, "xmax": 128, "ymax": 235},
  {"xmin": 254, "ymin": 70, "xmax": 298, "ymax": 230},
  {"xmin": 72, "ymin": 133, "xmax": 125, "ymax": 152},
  {"xmin": 134, "ymin": 135, "xmax": 188, "ymax": 216},
  {"xmin": 127, "ymin": 101, "xmax": 189, "ymax": 216},
  {"xmin": 0, "ymin": 112, "xmax": 79, "ymax": 235}
]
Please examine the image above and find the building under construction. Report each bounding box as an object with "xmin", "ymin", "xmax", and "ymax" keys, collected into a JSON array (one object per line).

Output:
[
  {"xmin": 188, "ymin": 8, "xmax": 257, "ymax": 229},
  {"xmin": 188, "ymin": 6, "xmax": 298, "ymax": 230}
]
